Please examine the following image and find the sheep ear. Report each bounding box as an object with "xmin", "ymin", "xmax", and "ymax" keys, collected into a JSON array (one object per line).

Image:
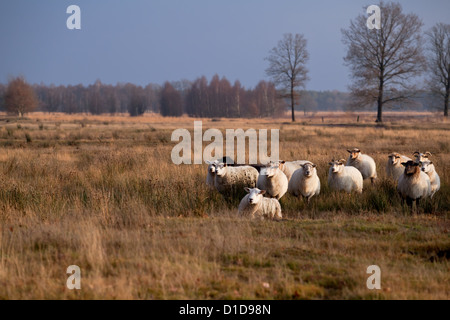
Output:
[
  {"xmin": 205, "ymin": 160, "xmax": 212, "ymax": 164},
  {"xmin": 401, "ymin": 162, "xmax": 408, "ymax": 167},
  {"xmin": 425, "ymin": 151, "xmax": 432, "ymax": 156},
  {"xmin": 259, "ymin": 190, "xmax": 266, "ymax": 195},
  {"xmin": 413, "ymin": 151, "xmax": 420, "ymax": 156},
  {"xmin": 347, "ymin": 149, "xmax": 352, "ymax": 153},
  {"xmin": 312, "ymin": 164, "xmax": 317, "ymax": 168},
  {"xmin": 328, "ymin": 162, "xmax": 333, "ymax": 165},
  {"xmin": 280, "ymin": 160, "xmax": 286, "ymax": 164},
  {"xmin": 244, "ymin": 187, "xmax": 250, "ymax": 193}
]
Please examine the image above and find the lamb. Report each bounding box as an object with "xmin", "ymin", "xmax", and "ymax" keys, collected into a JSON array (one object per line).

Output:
[
  {"xmin": 346, "ymin": 148, "xmax": 377, "ymax": 184},
  {"xmin": 397, "ymin": 160, "xmax": 431, "ymax": 211},
  {"xmin": 386, "ymin": 153, "xmax": 412, "ymax": 181},
  {"xmin": 279, "ymin": 160, "xmax": 311, "ymax": 181},
  {"xmin": 256, "ymin": 162, "xmax": 288, "ymax": 199},
  {"xmin": 238, "ymin": 187, "xmax": 282, "ymax": 220},
  {"xmin": 214, "ymin": 162, "xmax": 259, "ymax": 195},
  {"xmin": 420, "ymin": 160, "xmax": 440, "ymax": 199},
  {"xmin": 413, "ymin": 151, "xmax": 432, "ymax": 164},
  {"xmin": 288, "ymin": 162, "xmax": 321, "ymax": 203},
  {"xmin": 328, "ymin": 159, "xmax": 363, "ymax": 194}
]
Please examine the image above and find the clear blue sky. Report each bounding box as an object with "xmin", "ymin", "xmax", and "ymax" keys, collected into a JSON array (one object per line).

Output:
[{"xmin": 0, "ymin": 0, "xmax": 449, "ymax": 91}]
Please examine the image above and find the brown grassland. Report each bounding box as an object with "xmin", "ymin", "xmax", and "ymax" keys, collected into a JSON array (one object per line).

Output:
[{"xmin": 0, "ymin": 111, "xmax": 448, "ymax": 299}]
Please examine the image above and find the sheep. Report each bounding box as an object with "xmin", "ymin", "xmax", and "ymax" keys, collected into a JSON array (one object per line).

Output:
[
  {"xmin": 256, "ymin": 162, "xmax": 289, "ymax": 200},
  {"xmin": 413, "ymin": 151, "xmax": 432, "ymax": 164},
  {"xmin": 397, "ymin": 160, "xmax": 431, "ymax": 211},
  {"xmin": 238, "ymin": 187, "xmax": 282, "ymax": 220},
  {"xmin": 279, "ymin": 160, "xmax": 311, "ymax": 181},
  {"xmin": 206, "ymin": 159, "xmax": 219, "ymax": 187},
  {"xmin": 205, "ymin": 156, "xmax": 234, "ymax": 188},
  {"xmin": 386, "ymin": 153, "xmax": 412, "ymax": 181},
  {"xmin": 288, "ymin": 162, "xmax": 321, "ymax": 203},
  {"xmin": 214, "ymin": 162, "xmax": 259, "ymax": 195},
  {"xmin": 346, "ymin": 148, "xmax": 377, "ymax": 184},
  {"xmin": 328, "ymin": 159, "xmax": 363, "ymax": 194},
  {"xmin": 420, "ymin": 160, "xmax": 440, "ymax": 199}
]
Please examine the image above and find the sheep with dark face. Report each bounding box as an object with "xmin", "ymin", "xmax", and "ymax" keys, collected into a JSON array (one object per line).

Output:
[
  {"xmin": 386, "ymin": 153, "xmax": 412, "ymax": 181},
  {"xmin": 256, "ymin": 162, "xmax": 288, "ymax": 200},
  {"xmin": 288, "ymin": 162, "xmax": 321, "ymax": 203},
  {"xmin": 238, "ymin": 187, "xmax": 282, "ymax": 220},
  {"xmin": 328, "ymin": 159, "xmax": 363, "ymax": 194},
  {"xmin": 397, "ymin": 160, "xmax": 431, "ymax": 211},
  {"xmin": 346, "ymin": 148, "xmax": 377, "ymax": 184},
  {"xmin": 420, "ymin": 160, "xmax": 440, "ymax": 199}
]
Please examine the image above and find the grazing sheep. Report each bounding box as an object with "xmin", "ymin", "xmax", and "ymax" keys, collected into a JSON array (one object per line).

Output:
[
  {"xmin": 413, "ymin": 151, "xmax": 432, "ymax": 164},
  {"xmin": 279, "ymin": 160, "xmax": 311, "ymax": 181},
  {"xmin": 256, "ymin": 162, "xmax": 288, "ymax": 199},
  {"xmin": 346, "ymin": 148, "xmax": 377, "ymax": 184},
  {"xmin": 328, "ymin": 159, "xmax": 363, "ymax": 194},
  {"xmin": 238, "ymin": 187, "xmax": 282, "ymax": 220},
  {"xmin": 288, "ymin": 162, "xmax": 321, "ymax": 203},
  {"xmin": 420, "ymin": 160, "xmax": 440, "ymax": 199},
  {"xmin": 214, "ymin": 163, "xmax": 259, "ymax": 195},
  {"xmin": 386, "ymin": 153, "xmax": 412, "ymax": 181},
  {"xmin": 398, "ymin": 160, "xmax": 431, "ymax": 211}
]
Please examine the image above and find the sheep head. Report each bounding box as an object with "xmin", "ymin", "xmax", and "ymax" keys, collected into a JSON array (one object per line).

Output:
[
  {"xmin": 244, "ymin": 187, "xmax": 266, "ymax": 205},
  {"xmin": 347, "ymin": 148, "xmax": 361, "ymax": 160},
  {"xmin": 302, "ymin": 162, "xmax": 317, "ymax": 177},
  {"xmin": 402, "ymin": 160, "xmax": 420, "ymax": 176}
]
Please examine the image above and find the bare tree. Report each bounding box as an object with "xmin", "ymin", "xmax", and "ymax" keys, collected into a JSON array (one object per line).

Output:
[
  {"xmin": 426, "ymin": 23, "xmax": 450, "ymax": 117},
  {"xmin": 160, "ymin": 82, "xmax": 183, "ymax": 117},
  {"xmin": 342, "ymin": 2, "xmax": 426, "ymax": 123},
  {"xmin": 266, "ymin": 33, "xmax": 309, "ymax": 122},
  {"xmin": 4, "ymin": 76, "xmax": 38, "ymax": 117}
]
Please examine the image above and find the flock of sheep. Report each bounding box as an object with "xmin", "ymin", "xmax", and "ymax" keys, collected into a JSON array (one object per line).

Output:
[{"xmin": 206, "ymin": 149, "xmax": 441, "ymax": 219}]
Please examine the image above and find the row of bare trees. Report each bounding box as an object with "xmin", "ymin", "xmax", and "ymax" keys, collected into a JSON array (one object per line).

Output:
[
  {"xmin": 160, "ymin": 75, "xmax": 284, "ymax": 118},
  {"xmin": 0, "ymin": 75, "xmax": 283, "ymax": 118},
  {"xmin": 0, "ymin": 79, "xmax": 162, "ymax": 116}
]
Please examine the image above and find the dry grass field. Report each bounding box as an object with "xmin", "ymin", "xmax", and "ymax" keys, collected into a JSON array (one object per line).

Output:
[{"xmin": 0, "ymin": 111, "xmax": 448, "ymax": 299}]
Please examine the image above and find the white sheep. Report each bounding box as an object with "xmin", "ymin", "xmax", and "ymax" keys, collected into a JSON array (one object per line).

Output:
[
  {"xmin": 398, "ymin": 160, "xmax": 431, "ymax": 211},
  {"xmin": 279, "ymin": 160, "xmax": 311, "ymax": 181},
  {"xmin": 288, "ymin": 162, "xmax": 321, "ymax": 203},
  {"xmin": 346, "ymin": 148, "xmax": 377, "ymax": 184},
  {"xmin": 420, "ymin": 160, "xmax": 440, "ymax": 199},
  {"xmin": 386, "ymin": 153, "xmax": 412, "ymax": 181},
  {"xmin": 256, "ymin": 162, "xmax": 288, "ymax": 200},
  {"xmin": 238, "ymin": 187, "xmax": 282, "ymax": 220},
  {"xmin": 413, "ymin": 151, "xmax": 432, "ymax": 164},
  {"xmin": 205, "ymin": 156, "xmax": 235, "ymax": 188},
  {"xmin": 214, "ymin": 163, "xmax": 259, "ymax": 195},
  {"xmin": 328, "ymin": 159, "xmax": 363, "ymax": 194},
  {"xmin": 205, "ymin": 159, "xmax": 219, "ymax": 188}
]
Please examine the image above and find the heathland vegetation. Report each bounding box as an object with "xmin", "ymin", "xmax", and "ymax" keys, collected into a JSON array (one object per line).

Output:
[{"xmin": 0, "ymin": 113, "xmax": 448, "ymax": 299}]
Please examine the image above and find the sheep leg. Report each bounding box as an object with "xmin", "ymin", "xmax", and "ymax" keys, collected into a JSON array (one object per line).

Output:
[{"xmin": 406, "ymin": 198, "xmax": 413, "ymax": 213}]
